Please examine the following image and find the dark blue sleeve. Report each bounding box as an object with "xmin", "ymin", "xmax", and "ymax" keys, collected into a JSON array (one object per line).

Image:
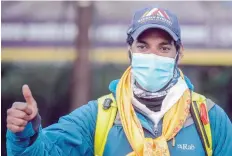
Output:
[
  {"xmin": 209, "ymin": 104, "xmax": 232, "ymax": 156},
  {"xmin": 6, "ymin": 100, "xmax": 98, "ymax": 156}
]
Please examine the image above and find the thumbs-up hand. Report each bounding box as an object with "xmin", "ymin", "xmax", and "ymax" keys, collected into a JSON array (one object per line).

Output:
[{"xmin": 7, "ymin": 85, "xmax": 38, "ymax": 133}]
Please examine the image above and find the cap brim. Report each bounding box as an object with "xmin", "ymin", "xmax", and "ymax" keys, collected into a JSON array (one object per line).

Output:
[{"xmin": 131, "ymin": 24, "xmax": 179, "ymax": 41}]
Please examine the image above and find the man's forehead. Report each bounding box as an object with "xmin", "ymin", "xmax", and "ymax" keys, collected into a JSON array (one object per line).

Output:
[
  {"xmin": 138, "ymin": 28, "xmax": 173, "ymax": 40},
  {"xmin": 137, "ymin": 28, "xmax": 173, "ymax": 43}
]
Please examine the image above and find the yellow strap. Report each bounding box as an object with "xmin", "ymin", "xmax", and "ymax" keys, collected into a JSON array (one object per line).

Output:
[
  {"xmin": 94, "ymin": 94, "xmax": 117, "ymax": 156},
  {"xmin": 192, "ymin": 92, "xmax": 212, "ymax": 156}
]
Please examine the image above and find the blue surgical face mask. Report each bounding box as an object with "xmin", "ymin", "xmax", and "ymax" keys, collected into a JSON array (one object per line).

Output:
[{"xmin": 131, "ymin": 53, "xmax": 175, "ymax": 92}]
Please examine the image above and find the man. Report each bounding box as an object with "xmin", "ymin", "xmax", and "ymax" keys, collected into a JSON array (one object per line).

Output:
[{"xmin": 6, "ymin": 7, "xmax": 232, "ymax": 156}]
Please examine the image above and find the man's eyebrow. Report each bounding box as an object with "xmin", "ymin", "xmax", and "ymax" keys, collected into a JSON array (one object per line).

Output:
[
  {"xmin": 159, "ymin": 41, "xmax": 172, "ymax": 46},
  {"xmin": 136, "ymin": 39, "xmax": 148, "ymax": 44},
  {"xmin": 137, "ymin": 39, "xmax": 173, "ymax": 45}
]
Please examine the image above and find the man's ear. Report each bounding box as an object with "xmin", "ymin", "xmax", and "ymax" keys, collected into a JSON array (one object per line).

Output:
[
  {"xmin": 178, "ymin": 44, "xmax": 184, "ymax": 64},
  {"xmin": 128, "ymin": 46, "xmax": 132, "ymax": 61}
]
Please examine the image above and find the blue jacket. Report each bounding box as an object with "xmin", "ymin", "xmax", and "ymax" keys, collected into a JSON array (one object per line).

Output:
[{"xmin": 6, "ymin": 79, "xmax": 232, "ymax": 156}]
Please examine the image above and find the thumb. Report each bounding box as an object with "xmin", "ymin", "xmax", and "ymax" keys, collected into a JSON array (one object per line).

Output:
[{"xmin": 22, "ymin": 84, "xmax": 36, "ymax": 106}]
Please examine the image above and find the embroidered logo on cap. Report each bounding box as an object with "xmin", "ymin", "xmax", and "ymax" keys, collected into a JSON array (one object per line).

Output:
[
  {"xmin": 142, "ymin": 8, "xmax": 170, "ymax": 20},
  {"xmin": 138, "ymin": 8, "xmax": 172, "ymax": 26}
]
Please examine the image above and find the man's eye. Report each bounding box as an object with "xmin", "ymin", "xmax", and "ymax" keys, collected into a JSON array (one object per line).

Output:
[
  {"xmin": 160, "ymin": 47, "xmax": 171, "ymax": 52},
  {"xmin": 137, "ymin": 45, "xmax": 146, "ymax": 49}
]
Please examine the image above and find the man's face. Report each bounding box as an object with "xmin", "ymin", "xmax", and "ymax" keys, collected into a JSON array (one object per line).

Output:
[{"xmin": 130, "ymin": 28, "xmax": 177, "ymax": 59}]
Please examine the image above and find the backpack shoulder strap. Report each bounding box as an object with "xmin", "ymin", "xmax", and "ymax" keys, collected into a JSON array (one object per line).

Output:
[
  {"xmin": 191, "ymin": 92, "xmax": 213, "ymax": 156},
  {"xmin": 94, "ymin": 93, "xmax": 117, "ymax": 156}
]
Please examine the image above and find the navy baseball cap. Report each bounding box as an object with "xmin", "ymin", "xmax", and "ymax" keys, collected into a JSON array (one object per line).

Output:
[{"xmin": 128, "ymin": 7, "xmax": 181, "ymax": 42}]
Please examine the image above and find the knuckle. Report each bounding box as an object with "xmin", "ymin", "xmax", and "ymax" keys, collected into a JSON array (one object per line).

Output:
[
  {"xmin": 23, "ymin": 115, "xmax": 29, "ymax": 121},
  {"xmin": 14, "ymin": 127, "xmax": 20, "ymax": 132},
  {"xmin": 7, "ymin": 124, "xmax": 16, "ymax": 132},
  {"xmin": 24, "ymin": 121, "xmax": 28, "ymax": 126},
  {"xmin": 7, "ymin": 108, "xmax": 15, "ymax": 116},
  {"xmin": 14, "ymin": 120, "xmax": 21, "ymax": 126},
  {"xmin": 18, "ymin": 111, "xmax": 26, "ymax": 118},
  {"xmin": 18, "ymin": 120, "xmax": 23, "ymax": 125},
  {"xmin": 6, "ymin": 124, "xmax": 11, "ymax": 130},
  {"xmin": 15, "ymin": 125, "xmax": 23, "ymax": 131},
  {"xmin": 6, "ymin": 116, "xmax": 13, "ymax": 124},
  {"xmin": 20, "ymin": 126, "xmax": 25, "ymax": 131},
  {"xmin": 8, "ymin": 117, "xmax": 18, "ymax": 126},
  {"xmin": 21, "ymin": 112, "xmax": 27, "ymax": 118},
  {"xmin": 13, "ymin": 102, "xmax": 27, "ymax": 109},
  {"xmin": 21, "ymin": 104, "xmax": 28, "ymax": 111},
  {"xmin": 12, "ymin": 102, "xmax": 19, "ymax": 107},
  {"xmin": 7, "ymin": 108, "xmax": 11, "ymax": 114},
  {"xmin": 6, "ymin": 116, "xmax": 10, "ymax": 123},
  {"xmin": 20, "ymin": 120, "xmax": 27, "ymax": 126}
]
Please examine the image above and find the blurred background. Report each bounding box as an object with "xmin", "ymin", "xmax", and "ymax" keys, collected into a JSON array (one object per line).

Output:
[{"xmin": 1, "ymin": 1, "xmax": 232, "ymax": 155}]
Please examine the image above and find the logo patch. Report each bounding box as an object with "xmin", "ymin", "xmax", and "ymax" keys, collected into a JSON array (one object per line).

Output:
[
  {"xmin": 138, "ymin": 8, "xmax": 172, "ymax": 26},
  {"xmin": 177, "ymin": 144, "xmax": 196, "ymax": 151},
  {"xmin": 142, "ymin": 8, "xmax": 170, "ymax": 20}
]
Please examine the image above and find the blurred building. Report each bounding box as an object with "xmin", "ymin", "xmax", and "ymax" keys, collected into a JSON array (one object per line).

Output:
[{"xmin": 2, "ymin": 1, "xmax": 232, "ymax": 63}]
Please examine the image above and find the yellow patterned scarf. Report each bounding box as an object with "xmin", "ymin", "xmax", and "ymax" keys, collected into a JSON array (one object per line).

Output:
[{"xmin": 116, "ymin": 66, "xmax": 191, "ymax": 156}]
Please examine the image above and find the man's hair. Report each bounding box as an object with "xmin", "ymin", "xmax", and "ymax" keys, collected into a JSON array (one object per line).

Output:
[{"xmin": 126, "ymin": 34, "xmax": 134, "ymax": 46}]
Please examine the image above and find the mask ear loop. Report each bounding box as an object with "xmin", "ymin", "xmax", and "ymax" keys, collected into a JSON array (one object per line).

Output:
[
  {"xmin": 129, "ymin": 49, "xmax": 136, "ymax": 94},
  {"xmin": 173, "ymin": 50, "xmax": 180, "ymax": 75},
  {"xmin": 173, "ymin": 40, "xmax": 181, "ymax": 75},
  {"xmin": 128, "ymin": 49, "xmax": 133, "ymax": 63},
  {"xmin": 158, "ymin": 48, "xmax": 180, "ymax": 93},
  {"xmin": 161, "ymin": 50, "xmax": 179, "ymax": 91}
]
